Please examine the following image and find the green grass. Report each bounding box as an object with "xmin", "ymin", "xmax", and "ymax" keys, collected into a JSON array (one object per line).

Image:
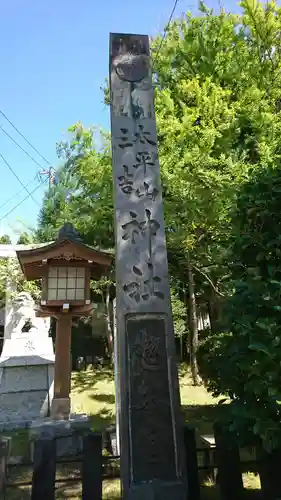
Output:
[
  {"xmin": 3, "ymin": 365, "xmax": 261, "ymax": 498},
  {"xmin": 6, "ymin": 476, "xmax": 121, "ymax": 499},
  {"xmin": 71, "ymin": 366, "xmax": 116, "ymax": 430},
  {"xmin": 6, "ymin": 475, "xmax": 260, "ymax": 500},
  {"xmin": 71, "ymin": 365, "xmax": 223, "ymax": 433}
]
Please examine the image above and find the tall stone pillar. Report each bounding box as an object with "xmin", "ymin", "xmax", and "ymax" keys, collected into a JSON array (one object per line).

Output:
[{"xmin": 109, "ymin": 33, "xmax": 186, "ymax": 499}]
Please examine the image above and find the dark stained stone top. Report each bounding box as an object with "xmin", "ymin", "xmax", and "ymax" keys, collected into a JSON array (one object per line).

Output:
[{"xmin": 57, "ymin": 223, "xmax": 82, "ymax": 243}]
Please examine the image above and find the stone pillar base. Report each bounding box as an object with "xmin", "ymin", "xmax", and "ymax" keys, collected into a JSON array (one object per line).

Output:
[
  {"xmin": 51, "ymin": 397, "xmax": 70, "ymax": 420},
  {"xmin": 128, "ymin": 481, "xmax": 186, "ymax": 499}
]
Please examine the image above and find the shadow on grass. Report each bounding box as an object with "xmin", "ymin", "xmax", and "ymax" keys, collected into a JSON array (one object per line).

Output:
[
  {"xmin": 90, "ymin": 393, "xmax": 115, "ymax": 405},
  {"xmin": 5, "ymin": 479, "xmax": 261, "ymax": 500},
  {"xmin": 5, "ymin": 465, "xmax": 32, "ymax": 499},
  {"xmin": 6, "ymin": 486, "xmax": 31, "ymax": 500},
  {"xmin": 183, "ymin": 404, "xmax": 259, "ymax": 472},
  {"xmin": 55, "ymin": 480, "xmax": 81, "ymax": 499},
  {"xmin": 182, "ymin": 404, "xmax": 226, "ymax": 436},
  {"xmin": 89, "ymin": 407, "xmax": 115, "ymax": 431},
  {"xmin": 72, "ymin": 367, "xmax": 114, "ymax": 393}
]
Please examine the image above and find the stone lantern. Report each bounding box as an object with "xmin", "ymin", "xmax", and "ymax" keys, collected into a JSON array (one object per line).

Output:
[{"xmin": 16, "ymin": 223, "xmax": 113, "ymax": 420}]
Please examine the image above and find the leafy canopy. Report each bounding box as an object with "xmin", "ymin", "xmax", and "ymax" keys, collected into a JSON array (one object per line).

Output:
[
  {"xmin": 35, "ymin": 0, "xmax": 281, "ymax": 446},
  {"xmin": 200, "ymin": 164, "xmax": 281, "ymax": 450}
]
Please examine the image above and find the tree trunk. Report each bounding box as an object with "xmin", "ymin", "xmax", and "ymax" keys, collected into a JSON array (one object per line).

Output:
[
  {"xmin": 105, "ymin": 284, "xmax": 114, "ymax": 364},
  {"xmin": 187, "ymin": 259, "xmax": 200, "ymax": 386}
]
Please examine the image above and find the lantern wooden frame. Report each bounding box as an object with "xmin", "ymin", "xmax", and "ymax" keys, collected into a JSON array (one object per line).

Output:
[
  {"xmin": 16, "ymin": 224, "xmax": 113, "ymax": 315},
  {"xmin": 41, "ymin": 260, "xmax": 91, "ymax": 307}
]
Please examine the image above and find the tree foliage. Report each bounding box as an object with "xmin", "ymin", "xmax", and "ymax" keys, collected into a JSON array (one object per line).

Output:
[
  {"xmin": 17, "ymin": 232, "xmax": 35, "ymax": 245},
  {"xmin": 35, "ymin": 1, "xmax": 281, "ymax": 444},
  {"xmin": 153, "ymin": 0, "xmax": 281, "ymax": 278},
  {"xmin": 37, "ymin": 123, "xmax": 114, "ymax": 249},
  {"xmin": 171, "ymin": 289, "xmax": 187, "ymax": 338},
  {"xmin": 0, "ymin": 258, "xmax": 40, "ymax": 308},
  {"xmin": 199, "ymin": 164, "xmax": 281, "ymax": 450},
  {"xmin": 0, "ymin": 235, "xmax": 11, "ymax": 244}
]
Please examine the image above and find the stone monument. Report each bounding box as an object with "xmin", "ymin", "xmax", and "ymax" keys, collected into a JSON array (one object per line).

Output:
[
  {"xmin": 109, "ymin": 34, "xmax": 187, "ymax": 498},
  {"xmin": 0, "ymin": 291, "xmax": 54, "ymax": 426}
]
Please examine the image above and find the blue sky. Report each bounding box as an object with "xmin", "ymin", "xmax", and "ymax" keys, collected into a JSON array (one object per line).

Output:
[{"xmin": 0, "ymin": 0, "xmax": 239, "ymax": 242}]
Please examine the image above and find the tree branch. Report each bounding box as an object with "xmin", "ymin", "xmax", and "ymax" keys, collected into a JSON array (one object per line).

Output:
[{"xmin": 193, "ymin": 265, "xmax": 226, "ymax": 297}]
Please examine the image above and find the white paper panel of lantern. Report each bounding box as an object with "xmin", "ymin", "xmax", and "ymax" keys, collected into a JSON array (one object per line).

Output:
[{"xmin": 47, "ymin": 266, "xmax": 86, "ymax": 301}]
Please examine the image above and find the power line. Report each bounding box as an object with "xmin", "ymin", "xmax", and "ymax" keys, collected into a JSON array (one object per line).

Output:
[
  {"xmin": 152, "ymin": 0, "xmax": 179, "ymax": 64},
  {"xmin": 0, "ymin": 177, "xmax": 37, "ymax": 211},
  {"xmin": 0, "ymin": 109, "xmax": 50, "ymax": 166},
  {"xmin": 0, "ymin": 183, "xmax": 43, "ymax": 221},
  {"xmin": 0, "ymin": 152, "xmax": 41, "ymax": 207},
  {"xmin": 0, "ymin": 126, "xmax": 46, "ymax": 171}
]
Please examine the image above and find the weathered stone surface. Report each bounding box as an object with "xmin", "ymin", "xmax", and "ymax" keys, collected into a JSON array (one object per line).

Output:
[
  {"xmin": 0, "ymin": 365, "xmax": 49, "ymax": 393},
  {"xmin": 0, "ymin": 250, "xmax": 54, "ymax": 425},
  {"xmin": 103, "ymin": 425, "xmax": 119, "ymax": 456},
  {"xmin": 0, "ymin": 390, "xmax": 49, "ymax": 422},
  {"xmin": 109, "ymin": 33, "xmax": 186, "ymax": 498},
  {"xmin": 29, "ymin": 414, "xmax": 90, "ymax": 458},
  {"xmin": 0, "ymin": 334, "xmax": 54, "ymax": 423},
  {"xmin": 128, "ymin": 481, "xmax": 186, "ymax": 500},
  {"xmin": 8, "ymin": 455, "xmax": 25, "ymax": 465},
  {"xmin": 127, "ymin": 315, "xmax": 176, "ymax": 482},
  {"xmin": 0, "ymin": 337, "xmax": 54, "ymax": 366},
  {"xmin": 51, "ymin": 397, "xmax": 71, "ymax": 420},
  {"xmin": 0, "ymin": 420, "xmax": 30, "ymax": 432},
  {"xmin": 4, "ymin": 290, "xmax": 50, "ymax": 341}
]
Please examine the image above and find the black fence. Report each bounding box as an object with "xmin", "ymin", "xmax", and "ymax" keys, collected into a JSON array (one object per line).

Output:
[
  {"xmin": 3, "ymin": 425, "xmax": 280, "ymax": 499},
  {"xmin": 185, "ymin": 423, "xmax": 280, "ymax": 500},
  {"xmin": 3, "ymin": 432, "xmax": 118, "ymax": 500}
]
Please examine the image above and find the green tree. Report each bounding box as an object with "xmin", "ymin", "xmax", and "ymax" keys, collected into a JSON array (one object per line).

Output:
[
  {"xmin": 17, "ymin": 232, "xmax": 35, "ymax": 245},
  {"xmin": 37, "ymin": 1, "xmax": 281, "ymax": 393},
  {"xmin": 0, "ymin": 235, "xmax": 11, "ymax": 244},
  {"xmin": 0, "ymin": 258, "xmax": 40, "ymax": 308},
  {"xmin": 199, "ymin": 164, "xmax": 281, "ymax": 450},
  {"xmin": 37, "ymin": 123, "xmax": 114, "ymax": 249},
  {"xmin": 170, "ymin": 288, "xmax": 188, "ymax": 360},
  {"xmin": 151, "ymin": 0, "xmax": 281, "ymax": 384}
]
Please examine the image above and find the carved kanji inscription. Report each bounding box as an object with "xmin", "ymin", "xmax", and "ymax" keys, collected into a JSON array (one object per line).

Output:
[
  {"xmin": 127, "ymin": 315, "xmax": 177, "ymax": 482},
  {"xmin": 118, "ymin": 165, "xmax": 134, "ymax": 194},
  {"xmin": 135, "ymin": 182, "xmax": 159, "ymax": 201},
  {"xmin": 121, "ymin": 210, "xmax": 160, "ymax": 247},
  {"xmin": 123, "ymin": 261, "xmax": 164, "ymax": 303},
  {"xmin": 117, "ymin": 126, "xmax": 156, "ymax": 149}
]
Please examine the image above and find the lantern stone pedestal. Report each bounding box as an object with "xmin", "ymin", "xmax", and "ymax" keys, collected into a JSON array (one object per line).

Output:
[
  {"xmin": 29, "ymin": 413, "xmax": 91, "ymax": 458},
  {"xmin": 51, "ymin": 398, "xmax": 71, "ymax": 420}
]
